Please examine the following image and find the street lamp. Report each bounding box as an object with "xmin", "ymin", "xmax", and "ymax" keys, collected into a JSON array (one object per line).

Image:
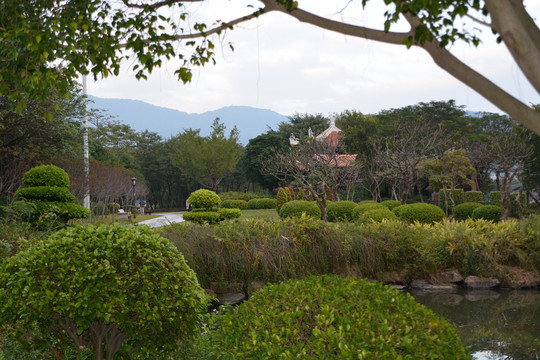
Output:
[{"xmin": 131, "ymin": 177, "xmax": 137, "ymax": 209}]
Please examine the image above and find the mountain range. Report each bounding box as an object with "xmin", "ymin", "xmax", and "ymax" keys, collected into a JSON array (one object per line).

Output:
[{"xmin": 88, "ymin": 96, "xmax": 289, "ymax": 145}]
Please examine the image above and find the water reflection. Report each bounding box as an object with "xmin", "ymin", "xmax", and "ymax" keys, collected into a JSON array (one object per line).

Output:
[{"xmin": 409, "ymin": 289, "xmax": 540, "ymax": 360}]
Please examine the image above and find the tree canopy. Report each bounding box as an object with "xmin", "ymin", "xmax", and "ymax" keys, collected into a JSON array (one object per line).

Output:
[{"xmin": 1, "ymin": 0, "xmax": 538, "ymax": 134}]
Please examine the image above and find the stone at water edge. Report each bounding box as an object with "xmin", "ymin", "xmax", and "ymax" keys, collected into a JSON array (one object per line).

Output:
[{"xmin": 463, "ymin": 276, "xmax": 501, "ymax": 289}]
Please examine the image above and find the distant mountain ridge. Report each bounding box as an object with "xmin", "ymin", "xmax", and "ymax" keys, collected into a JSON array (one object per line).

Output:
[{"xmin": 88, "ymin": 96, "xmax": 289, "ymax": 144}]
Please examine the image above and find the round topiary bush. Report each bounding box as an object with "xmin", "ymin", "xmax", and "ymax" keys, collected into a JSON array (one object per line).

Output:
[
  {"xmin": 392, "ymin": 204, "xmax": 405, "ymax": 218},
  {"xmin": 188, "ymin": 189, "xmax": 221, "ymax": 210},
  {"xmin": 183, "ymin": 211, "xmax": 222, "ymax": 224},
  {"xmin": 395, "ymin": 203, "xmax": 446, "ymax": 224},
  {"xmin": 361, "ymin": 208, "xmax": 398, "ymax": 223},
  {"xmin": 247, "ymin": 198, "xmax": 277, "ymax": 209},
  {"xmin": 380, "ymin": 200, "xmax": 402, "ymax": 210},
  {"xmin": 15, "ymin": 165, "xmax": 89, "ymax": 225},
  {"xmin": 279, "ymin": 200, "xmax": 321, "ymax": 219},
  {"xmin": 0, "ymin": 225, "xmax": 208, "ymax": 359},
  {"xmin": 218, "ymin": 208, "xmax": 242, "ymax": 220},
  {"xmin": 22, "ymin": 164, "xmax": 71, "ymax": 188},
  {"xmin": 205, "ymin": 276, "xmax": 469, "ymax": 359},
  {"xmin": 454, "ymin": 202, "xmax": 483, "ymax": 221},
  {"xmin": 326, "ymin": 201, "xmax": 357, "ymax": 222},
  {"xmin": 221, "ymin": 199, "xmax": 248, "ymax": 210},
  {"xmin": 471, "ymin": 205, "xmax": 501, "ymax": 222},
  {"xmin": 351, "ymin": 202, "xmax": 386, "ymax": 220}
]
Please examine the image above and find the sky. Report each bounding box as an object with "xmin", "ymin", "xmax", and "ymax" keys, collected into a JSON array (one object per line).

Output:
[{"xmin": 86, "ymin": 0, "xmax": 540, "ymax": 117}]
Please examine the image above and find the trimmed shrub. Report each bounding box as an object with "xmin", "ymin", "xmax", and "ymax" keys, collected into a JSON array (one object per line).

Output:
[
  {"xmin": 454, "ymin": 202, "xmax": 483, "ymax": 221},
  {"xmin": 188, "ymin": 189, "xmax": 221, "ymax": 210},
  {"xmin": 219, "ymin": 192, "xmax": 269, "ymax": 201},
  {"xmin": 489, "ymin": 191, "xmax": 501, "ymax": 206},
  {"xmin": 220, "ymin": 199, "xmax": 248, "ymax": 210},
  {"xmin": 465, "ymin": 191, "xmax": 483, "ymax": 203},
  {"xmin": 358, "ymin": 200, "xmax": 377, "ymax": 205},
  {"xmin": 276, "ymin": 187, "xmax": 292, "ymax": 214},
  {"xmin": 15, "ymin": 186, "xmax": 76, "ymax": 203},
  {"xmin": 361, "ymin": 208, "xmax": 398, "ymax": 223},
  {"xmin": 14, "ymin": 165, "xmax": 89, "ymax": 226},
  {"xmin": 247, "ymin": 198, "xmax": 277, "ymax": 209},
  {"xmin": 380, "ymin": 200, "xmax": 401, "ymax": 210},
  {"xmin": 392, "ymin": 204, "xmax": 405, "ymax": 217},
  {"xmin": 438, "ymin": 188, "xmax": 465, "ymax": 212},
  {"xmin": 0, "ymin": 225, "xmax": 208, "ymax": 359},
  {"xmin": 279, "ymin": 201, "xmax": 321, "ymax": 219},
  {"xmin": 396, "ymin": 203, "xmax": 446, "ymax": 224},
  {"xmin": 218, "ymin": 208, "xmax": 242, "ymax": 220},
  {"xmin": 326, "ymin": 201, "xmax": 357, "ymax": 222},
  {"xmin": 297, "ymin": 188, "xmax": 305, "ymax": 200},
  {"xmin": 205, "ymin": 276, "xmax": 469, "ymax": 359},
  {"xmin": 183, "ymin": 211, "xmax": 222, "ymax": 225},
  {"xmin": 471, "ymin": 205, "xmax": 501, "ymax": 222},
  {"xmin": 22, "ymin": 164, "xmax": 70, "ymax": 188},
  {"xmin": 352, "ymin": 202, "xmax": 385, "ymax": 220}
]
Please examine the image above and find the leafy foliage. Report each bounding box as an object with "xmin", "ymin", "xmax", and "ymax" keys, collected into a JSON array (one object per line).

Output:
[
  {"xmin": 15, "ymin": 186, "xmax": 76, "ymax": 203},
  {"xmin": 395, "ymin": 203, "xmax": 446, "ymax": 224},
  {"xmin": 471, "ymin": 205, "xmax": 501, "ymax": 222},
  {"xmin": 22, "ymin": 165, "xmax": 70, "ymax": 188},
  {"xmin": 360, "ymin": 208, "xmax": 398, "ymax": 223},
  {"xmin": 326, "ymin": 201, "xmax": 357, "ymax": 222},
  {"xmin": 465, "ymin": 191, "xmax": 483, "ymax": 203},
  {"xmin": 220, "ymin": 199, "xmax": 248, "ymax": 210},
  {"xmin": 204, "ymin": 275, "xmax": 469, "ymax": 359},
  {"xmin": 218, "ymin": 208, "xmax": 242, "ymax": 220},
  {"xmin": 279, "ymin": 201, "xmax": 321, "ymax": 219},
  {"xmin": 247, "ymin": 198, "xmax": 277, "ymax": 209},
  {"xmin": 276, "ymin": 187, "xmax": 293, "ymax": 214},
  {"xmin": 454, "ymin": 202, "xmax": 483, "ymax": 221},
  {"xmin": 187, "ymin": 189, "xmax": 221, "ymax": 210},
  {"xmin": 0, "ymin": 225, "xmax": 208, "ymax": 359},
  {"xmin": 351, "ymin": 202, "xmax": 386, "ymax": 220},
  {"xmin": 183, "ymin": 211, "xmax": 222, "ymax": 225},
  {"xmin": 380, "ymin": 200, "xmax": 402, "ymax": 210}
]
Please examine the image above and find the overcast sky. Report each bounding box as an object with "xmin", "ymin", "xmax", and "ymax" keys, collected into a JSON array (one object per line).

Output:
[{"xmin": 87, "ymin": 0, "xmax": 539, "ymax": 117}]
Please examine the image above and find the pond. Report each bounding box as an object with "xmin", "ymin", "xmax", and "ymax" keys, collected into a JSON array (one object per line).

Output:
[{"xmin": 409, "ymin": 289, "xmax": 540, "ymax": 360}]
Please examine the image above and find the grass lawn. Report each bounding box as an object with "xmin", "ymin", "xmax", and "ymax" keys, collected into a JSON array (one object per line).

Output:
[{"xmin": 240, "ymin": 209, "xmax": 280, "ymax": 221}]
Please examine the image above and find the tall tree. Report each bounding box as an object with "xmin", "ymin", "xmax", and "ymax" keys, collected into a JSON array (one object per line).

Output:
[
  {"xmin": 242, "ymin": 131, "xmax": 286, "ymax": 191},
  {"xmin": 169, "ymin": 119, "xmax": 242, "ymax": 191},
  {"xmin": 2, "ymin": 1, "xmax": 538, "ymax": 134}
]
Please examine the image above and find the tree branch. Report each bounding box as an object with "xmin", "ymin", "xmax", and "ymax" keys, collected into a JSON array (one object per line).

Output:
[
  {"xmin": 464, "ymin": 13, "xmax": 491, "ymax": 28},
  {"xmin": 123, "ymin": 0, "xmax": 203, "ymax": 9}
]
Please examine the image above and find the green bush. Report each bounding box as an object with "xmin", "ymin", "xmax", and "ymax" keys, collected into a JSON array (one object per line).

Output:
[
  {"xmin": 396, "ymin": 203, "xmax": 446, "ymax": 224},
  {"xmin": 361, "ymin": 208, "xmax": 398, "ymax": 223},
  {"xmin": 22, "ymin": 164, "xmax": 70, "ymax": 188},
  {"xmin": 392, "ymin": 204, "xmax": 405, "ymax": 218},
  {"xmin": 14, "ymin": 165, "xmax": 89, "ymax": 226},
  {"xmin": 326, "ymin": 201, "xmax": 357, "ymax": 222},
  {"xmin": 247, "ymin": 198, "xmax": 277, "ymax": 209},
  {"xmin": 454, "ymin": 202, "xmax": 483, "ymax": 221},
  {"xmin": 465, "ymin": 191, "xmax": 483, "ymax": 203},
  {"xmin": 218, "ymin": 208, "xmax": 242, "ymax": 220},
  {"xmin": 380, "ymin": 200, "xmax": 402, "ymax": 210},
  {"xmin": 351, "ymin": 202, "xmax": 385, "ymax": 220},
  {"xmin": 0, "ymin": 225, "xmax": 208, "ymax": 359},
  {"xmin": 219, "ymin": 191, "xmax": 270, "ymax": 201},
  {"xmin": 489, "ymin": 191, "xmax": 526, "ymax": 217},
  {"xmin": 438, "ymin": 189, "xmax": 465, "ymax": 212},
  {"xmin": 220, "ymin": 199, "xmax": 248, "ymax": 210},
  {"xmin": 277, "ymin": 187, "xmax": 293, "ymax": 214},
  {"xmin": 489, "ymin": 191, "xmax": 501, "ymax": 206},
  {"xmin": 188, "ymin": 189, "xmax": 221, "ymax": 210},
  {"xmin": 279, "ymin": 201, "xmax": 321, "ymax": 219},
  {"xmin": 183, "ymin": 211, "xmax": 222, "ymax": 224},
  {"xmin": 15, "ymin": 186, "xmax": 76, "ymax": 203},
  {"xmin": 205, "ymin": 276, "xmax": 469, "ymax": 359},
  {"xmin": 471, "ymin": 205, "xmax": 501, "ymax": 222}
]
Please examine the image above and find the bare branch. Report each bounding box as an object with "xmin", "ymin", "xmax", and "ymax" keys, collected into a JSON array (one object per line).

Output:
[
  {"xmin": 465, "ymin": 13, "xmax": 491, "ymax": 27},
  {"xmin": 123, "ymin": 0, "xmax": 202, "ymax": 9}
]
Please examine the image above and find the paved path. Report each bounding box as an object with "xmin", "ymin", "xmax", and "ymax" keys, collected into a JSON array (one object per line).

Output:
[{"xmin": 137, "ymin": 212, "xmax": 185, "ymax": 228}]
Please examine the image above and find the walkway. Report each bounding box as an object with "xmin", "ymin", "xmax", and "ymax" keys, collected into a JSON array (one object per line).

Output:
[{"xmin": 137, "ymin": 212, "xmax": 185, "ymax": 228}]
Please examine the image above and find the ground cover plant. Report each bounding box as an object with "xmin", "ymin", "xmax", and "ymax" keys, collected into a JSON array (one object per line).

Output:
[
  {"xmin": 201, "ymin": 275, "xmax": 470, "ymax": 359},
  {"xmin": 0, "ymin": 225, "xmax": 208, "ymax": 360}
]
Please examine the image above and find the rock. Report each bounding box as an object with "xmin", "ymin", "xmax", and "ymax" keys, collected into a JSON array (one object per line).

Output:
[
  {"xmin": 210, "ymin": 282, "xmax": 243, "ymax": 294},
  {"xmin": 410, "ymin": 279, "xmax": 458, "ymax": 291},
  {"xmin": 463, "ymin": 276, "xmax": 501, "ymax": 289},
  {"xmin": 390, "ymin": 284, "xmax": 406, "ymax": 290},
  {"xmin": 434, "ymin": 269, "xmax": 464, "ymax": 284},
  {"xmin": 217, "ymin": 292, "xmax": 246, "ymax": 306},
  {"xmin": 499, "ymin": 268, "xmax": 540, "ymax": 289}
]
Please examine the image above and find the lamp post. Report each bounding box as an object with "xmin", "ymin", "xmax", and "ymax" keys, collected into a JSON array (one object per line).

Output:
[{"xmin": 131, "ymin": 177, "xmax": 137, "ymax": 210}]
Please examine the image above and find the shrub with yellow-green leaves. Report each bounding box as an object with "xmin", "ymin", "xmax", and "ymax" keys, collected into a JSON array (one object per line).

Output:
[
  {"xmin": 0, "ymin": 225, "xmax": 208, "ymax": 360},
  {"xmin": 203, "ymin": 275, "xmax": 470, "ymax": 359}
]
